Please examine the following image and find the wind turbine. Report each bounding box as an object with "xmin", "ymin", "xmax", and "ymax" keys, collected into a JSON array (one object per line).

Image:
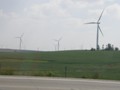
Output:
[
  {"xmin": 85, "ymin": 9, "xmax": 105, "ymax": 50},
  {"xmin": 16, "ymin": 33, "xmax": 24, "ymax": 50},
  {"xmin": 54, "ymin": 37, "xmax": 62, "ymax": 51}
]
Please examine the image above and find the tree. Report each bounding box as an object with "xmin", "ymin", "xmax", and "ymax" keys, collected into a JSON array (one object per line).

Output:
[
  {"xmin": 91, "ymin": 48, "xmax": 96, "ymax": 51},
  {"xmin": 115, "ymin": 47, "xmax": 119, "ymax": 51},
  {"xmin": 105, "ymin": 43, "xmax": 114, "ymax": 51}
]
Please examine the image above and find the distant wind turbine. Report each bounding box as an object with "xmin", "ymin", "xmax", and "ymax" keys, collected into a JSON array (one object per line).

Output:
[
  {"xmin": 16, "ymin": 33, "xmax": 24, "ymax": 50},
  {"xmin": 54, "ymin": 37, "xmax": 62, "ymax": 51},
  {"xmin": 85, "ymin": 9, "xmax": 105, "ymax": 50}
]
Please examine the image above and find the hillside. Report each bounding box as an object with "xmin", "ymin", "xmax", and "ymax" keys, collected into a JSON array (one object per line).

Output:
[{"xmin": 0, "ymin": 50, "xmax": 120, "ymax": 80}]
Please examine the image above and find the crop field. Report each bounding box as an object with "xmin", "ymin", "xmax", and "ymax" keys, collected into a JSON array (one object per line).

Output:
[{"xmin": 0, "ymin": 50, "xmax": 120, "ymax": 80}]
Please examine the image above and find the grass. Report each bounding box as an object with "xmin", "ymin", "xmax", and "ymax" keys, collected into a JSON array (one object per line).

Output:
[{"xmin": 0, "ymin": 50, "xmax": 120, "ymax": 80}]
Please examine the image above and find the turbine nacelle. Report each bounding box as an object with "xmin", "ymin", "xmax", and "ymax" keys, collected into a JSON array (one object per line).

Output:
[{"xmin": 97, "ymin": 22, "xmax": 100, "ymax": 24}]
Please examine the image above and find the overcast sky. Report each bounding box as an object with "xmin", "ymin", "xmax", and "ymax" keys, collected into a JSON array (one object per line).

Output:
[{"xmin": 0, "ymin": 0, "xmax": 120, "ymax": 51}]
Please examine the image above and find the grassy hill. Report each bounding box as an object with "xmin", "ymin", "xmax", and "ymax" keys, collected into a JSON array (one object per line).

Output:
[{"xmin": 0, "ymin": 50, "xmax": 120, "ymax": 80}]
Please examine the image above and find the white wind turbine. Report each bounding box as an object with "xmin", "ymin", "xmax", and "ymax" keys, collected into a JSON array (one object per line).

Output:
[
  {"xmin": 16, "ymin": 33, "xmax": 24, "ymax": 50},
  {"xmin": 85, "ymin": 9, "xmax": 105, "ymax": 50},
  {"xmin": 54, "ymin": 37, "xmax": 62, "ymax": 51}
]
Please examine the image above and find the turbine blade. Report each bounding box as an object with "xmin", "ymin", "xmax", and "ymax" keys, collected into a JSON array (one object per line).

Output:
[
  {"xmin": 97, "ymin": 8, "xmax": 105, "ymax": 22},
  {"xmin": 98, "ymin": 25, "xmax": 104, "ymax": 36},
  {"xmin": 85, "ymin": 22, "xmax": 97, "ymax": 24}
]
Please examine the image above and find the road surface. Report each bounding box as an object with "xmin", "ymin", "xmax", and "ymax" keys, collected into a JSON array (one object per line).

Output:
[{"xmin": 0, "ymin": 76, "xmax": 120, "ymax": 90}]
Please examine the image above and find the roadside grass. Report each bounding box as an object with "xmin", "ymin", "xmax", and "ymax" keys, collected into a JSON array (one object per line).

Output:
[{"xmin": 0, "ymin": 50, "xmax": 120, "ymax": 80}]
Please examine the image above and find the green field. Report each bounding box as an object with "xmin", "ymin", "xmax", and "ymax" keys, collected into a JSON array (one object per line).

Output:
[{"xmin": 0, "ymin": 50, "xmax": 120, "ymax": 80}]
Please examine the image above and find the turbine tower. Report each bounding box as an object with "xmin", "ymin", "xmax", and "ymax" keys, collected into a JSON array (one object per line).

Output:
[
  {"xmin": 16, "ymin": 33, "xmax": 24, "ymax": 50},
  {"xmin": 85, "ymin": 9, "xmax": 105, "ymax": 50},
  {"xmin": 54, "ymin": 37, "xmax": 62, "ymax": 51}
]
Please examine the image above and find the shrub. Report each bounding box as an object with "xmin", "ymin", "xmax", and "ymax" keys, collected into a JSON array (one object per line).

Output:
[
  {"xmin": 92, "ymin": 72, "xmax": 99, "ymax": 79},
  {"xmin": 46, "ymin": 71, "xmax": 55, "ymax": 77}
]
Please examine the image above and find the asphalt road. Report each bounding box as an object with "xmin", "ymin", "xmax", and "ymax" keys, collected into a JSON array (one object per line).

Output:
[{"xmin": 0, "ymin": 76, "xmax": 120, "ymax": 90}]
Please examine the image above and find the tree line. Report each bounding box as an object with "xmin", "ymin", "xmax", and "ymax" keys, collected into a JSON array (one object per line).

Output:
[{"xmin": 91, "ymin": 43, "xmax": 119, "ymax": 51}]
